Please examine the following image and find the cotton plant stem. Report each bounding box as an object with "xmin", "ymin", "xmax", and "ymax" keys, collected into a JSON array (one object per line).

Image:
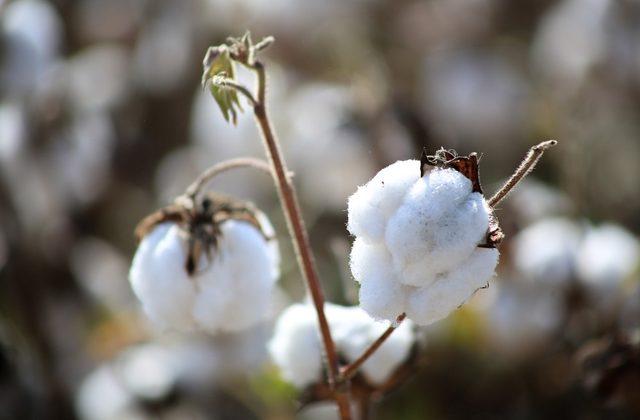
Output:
[
  {"xmin": 488, "ymin": 140, "xmax": 558, "ymax": 208},
  {"xmin": 340, "ymin": 313, "xmax": 407, "ymax": 381},
  {"xmin": 184, "ymin": 157, "xmax": 272, "ymax": 199},
  {"xmin": 249, "ymin": 61, "xmax": 352, "ymax": 420}
]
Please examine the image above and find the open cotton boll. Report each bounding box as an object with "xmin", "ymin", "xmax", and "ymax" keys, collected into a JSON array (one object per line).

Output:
[
  {"xmin": 129, "ymin": 214, "xmax": 280, "ymax": 334},
  {"xmin": 348, "ymin": 159, "xmax": 498, "ymax": 325},
  {"xmin": 576, "ymin": 224, "xmax": 640, "ymax": 290},
  {"xmin": 268, "ymin": 303, "xmax": 415, "ymax": 388},
  {"xmin": 512, "ymin": 218, "xmax": 582, "ymax": 286},
  {"xmin": 347, "ymin": 160, "xmax": 420, "ymax": 243},
  {"xmin": 130, "ymin": 223, "xmax": 197, "ymax": 331},
  {"xmin": 268, "ymin": 304, "xmax": 324, "ymax": 388}
]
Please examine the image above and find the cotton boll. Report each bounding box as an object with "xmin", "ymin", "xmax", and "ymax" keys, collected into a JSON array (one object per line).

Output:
[
  {"xmin": 406, "ymin": 248, "xmax": 498, "ymax": 325},
  {"xmin": 65, "ymin": 45, "xmax": 130, "ymax": 113},
  {"xmin": 576, "ymin": 224, "xmax": 639, "ymax": 291},
  {"xmin": 327, "ymin": 305, "xmax": 414, "ymax": 385},
  {"xmin": 385, "ymin": 171, "xmax": 489, "ymax": 285},
  {"xmin": 132, "ymin": 14, "xmax": 192, "ymax": 94},
  {"xmin": 47, "ymin": 112, "xmax": 116, "ymax": 207},
  {"xmin": 268, "ymin": 304, "xmax": 324, "ymax": 388},
  {"xmin": 348, "ymin": 159, "xmax": 499, "ymax": 325},
  {"xmin": 347, "ymin": 160, "xmax": 419, "ymax": 243},
  {"xmin": 422, "ymin": 51, "xmax": 529, "ymax": 144},
  {"xmin": 507, "ymin": 180, "xmax": 573, "ymax": 224},
  {"xmin": 75, "ymin": 365, "xmax": 140, "ymax": 420},
  {"xmin": 1, "ymin": 0, "xmax": 62, "ymax": 96},
  {"xmin": 71, "ymin": 237, "xmax": 132, "ymax": 311},
  {"xmin": 130, "ymin": 211, "xmax": 280, "ymax": 334},
  {"xmin": 358, "ymin": 272, "xmax": 407, "ymax": 323},
  {"xmin": 532, "ymin": 0, "xmax": 610, "ymax": 90},
  {"xmin": 269, "ymin": 303, "xmax": 415, "ymax": 388},
  {"xmin": 116, "ymin": 345, "xmax": 175, "ymax": 402},
  {"xmin": 129, "ymin": 223, "xmax": 197, "ymax": 331},
  {"xmin": 512, "ymin": 218, "xmax": 582, "ymax": 286},
  {"xmin": 486, "ymin": 281, "xmax": 564, "ymax": 357}
]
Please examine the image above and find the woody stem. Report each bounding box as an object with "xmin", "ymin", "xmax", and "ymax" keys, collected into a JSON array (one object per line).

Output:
[{"xmin": 249, "ymin": 60, "xmax": 352, "ymax": 420}]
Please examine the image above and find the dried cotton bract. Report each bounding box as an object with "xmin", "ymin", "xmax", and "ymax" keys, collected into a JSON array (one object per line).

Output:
[
  {"xmin": 129, "ymin": 194, "xmax": 279, "ymax": 333},
  {"xmin": 348, "ymin": 151, "xmax": 500, "ymax": 325},
  {"xmin": 268, "ymin": 303, "xmax": 415, "ymax": 388}
]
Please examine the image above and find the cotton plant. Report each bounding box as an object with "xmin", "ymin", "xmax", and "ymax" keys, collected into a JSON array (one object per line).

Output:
[{"xmin": 128, "ymin": 32, "xmax": 558, "ymax": 419}]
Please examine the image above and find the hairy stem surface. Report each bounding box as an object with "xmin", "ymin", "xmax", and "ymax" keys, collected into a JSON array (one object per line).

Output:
[
  {"xmin": 249, "ymin": 61, "xmax": 351, "ymax": 419},
  {"xmin": 185, "ymin": 157, "xmax": 271, "ymax": 199},
  {"xmin": 488, "ymin": 140, "xmax": 558, "ymax": 208}
]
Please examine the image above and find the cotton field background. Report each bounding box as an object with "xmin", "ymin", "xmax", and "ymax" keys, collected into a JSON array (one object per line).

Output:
[{"xmin": 1, "ymin": 0, "xmax": 640, "ymax": 419}]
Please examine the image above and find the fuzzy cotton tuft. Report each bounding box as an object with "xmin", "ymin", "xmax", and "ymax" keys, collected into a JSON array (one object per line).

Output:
[
  {"xmin": 347, "ymin": 160, "xmax": 499, "ymax": 325},
  {"xmin": 268, "ymin": 303, "xmax": 414, "ymax": 388},
  {"xmin": 129, "ymin": 217, "xmax": 279, "ymax": 334}
]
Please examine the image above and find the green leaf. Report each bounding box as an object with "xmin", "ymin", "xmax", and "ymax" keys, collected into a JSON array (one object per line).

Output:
[{"xmin": 201, "ymin": 46, "xmax": 242, "ymax": 125}]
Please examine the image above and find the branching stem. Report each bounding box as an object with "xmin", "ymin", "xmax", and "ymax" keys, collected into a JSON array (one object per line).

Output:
[
  {"xmin": 248, "ymin": 60, "xmax": 352, "ymax": 420},
  {"xmin": 488, "ymin": 140, "xmax": 558, "ymax": 208},
  {"xmin": 184, "ymin": 157, "xmax": 272, "ymax": 200},
  {"xmin": 340, "ymin": 313, "xmax": 407, "ymax": 381}
]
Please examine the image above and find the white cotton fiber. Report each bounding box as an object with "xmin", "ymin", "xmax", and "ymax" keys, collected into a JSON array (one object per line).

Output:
[
  {"xmin": 347, "ymin": 160, "xmax": 499, "ymax": 325},
  {"xmin": 576, "ymin": 223, "xmax": 639, "ymax": 290},
  {"xmin": 268, "ymin": 303, "xmax": 415, "ymax": 388},
  {"xmin": 267, "ymin": 304, "xmax": 324, "ymax": 388},
  {"xmin": 512, "ymin": 217, "xmax": 581, "ymax": 286},
  {"xmin": 347, "ymin": 160, "xmax": 419, "ymax": 243},
  {"xmin": 129, "ymin": 214, "xmax": 280, "ymax": 334}
]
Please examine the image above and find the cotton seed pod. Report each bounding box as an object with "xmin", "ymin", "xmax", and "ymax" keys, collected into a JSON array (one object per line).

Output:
[
  {"xmin": 348, "ymin": 149, "xmax": 501, "ymax": 325},
  {"xmin": 268, "ymin": 303, "xmax": 415, "ymax": 389},
  {"xmin": 129, "ymin": 193, "xmax": 280, "ymax": 333}
]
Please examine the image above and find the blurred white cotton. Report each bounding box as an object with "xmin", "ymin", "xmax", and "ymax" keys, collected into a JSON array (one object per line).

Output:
[
  {"xmin": 70, "ymin": 237, "xmax": 132, "ymax": 312},
  {"xmin": 283, "ymin": 83, "xmax": 375, "ymax": 212},
  {"xmin": 512, "ymin": 218, "xmax": 582, "ymax": 287},
  {"xmin": 576, "ymin": 223, "xmax": 639, "ymax": 291},
  {"xmin": 532, "ymin": 0, "xmax": 611, "ymax": 90},
  {"xmin": 132, "ymin": 14, "xmax": 192, "ymax": 94},
  {"xmin": 65, "ymin": 45, "xmax": 130, "ymax": 113},
  {"xmin": 422, "ymin": 51, "xmax": 529, "ymax": 146},
  {"xmin": 485, "ymin": 281, "xmax": 564, "ymax": 358},
  {"xmin": 47, "ymin": 112, "xmax": 116, "ymax": 207},
  {"xmin": 268, "ymin": 303, "xmax": 415, "ymax": 388},
  {"xmin": 1, "ymin": 0, "xmax": 62, "ymax": 96}
]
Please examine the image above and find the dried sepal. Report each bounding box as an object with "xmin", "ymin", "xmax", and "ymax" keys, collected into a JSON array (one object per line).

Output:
[
  {"xmin": 134, "ymin": 192, "xmax": 270, "ymax": 276},
  {"xmin": 421, "ymin": 147, "xmax": 483, "ymax": 193},
  {"xmin": 422, "ymin": 147, "xmax": 503, "ymax": 249}
]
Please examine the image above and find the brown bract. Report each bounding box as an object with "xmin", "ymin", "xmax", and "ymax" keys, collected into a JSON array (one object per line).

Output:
[
  {"xmin": 134, "ymin": 192, "xmax": 267, "ymax": 276},
  {"xmin": 421, "ymin": 147, "xmax": 504, "ymax": 249}
]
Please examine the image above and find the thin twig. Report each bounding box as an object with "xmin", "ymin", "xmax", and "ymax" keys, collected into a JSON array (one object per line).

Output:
[
  {"xmin": 488, "ymin": 140, "xmax": 558, "ymax": 208},
  {"xmin": 184, "ymin": 157, "xmax": 271, "ymax": 199},
  {"xmin": 340, "ymin": 313, "xmax": 407, "ymax": 381},
  {"xmin": 249, "ymin": 60, "xmax": 352, "ymax": 420}
]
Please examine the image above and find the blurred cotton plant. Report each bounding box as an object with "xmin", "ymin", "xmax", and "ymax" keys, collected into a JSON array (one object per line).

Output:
[{"xmin": 127, "ymin": 32, "xmax": 558, "ymax": 419}]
